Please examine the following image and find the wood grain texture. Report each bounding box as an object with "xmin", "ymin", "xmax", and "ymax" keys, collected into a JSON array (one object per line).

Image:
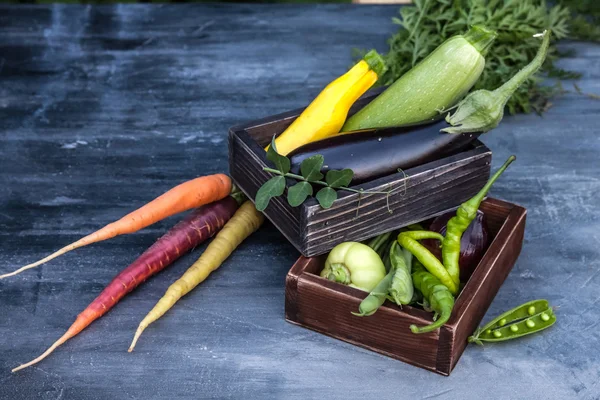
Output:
[
  {"xmin": 230, "ymin": 102, "xmax": 492, "ymax": 256},
  {"xmin": 1, "ymin": 3, "xmax": 599, "ymax": 400},
  {"xmin": 448, "ymin": 198, "xmax": 527, "ymax": 372},
  {"xmin": 285, "ymin": 198, "xmax": 526, "ymax": 375}
]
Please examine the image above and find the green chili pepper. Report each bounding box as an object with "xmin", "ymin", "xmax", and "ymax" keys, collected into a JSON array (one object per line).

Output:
[
  {"xmin": 468, "ymin": 299, "xmax": 556, "ymax": 344},
  {"xmin": 400, "ymin": 230, "xmax": 445, "ymax": 242},
  {"xmin": 397, "ymin": 232, "xmax": 458, "ymax": 295},
  {"xmin": 410, "ymin": 261, "xmax": 455, "ymax": 334},
  {"xmin": 352, "ymin": 267, "xmax": 396, "ymax": 317},
  {"xmin": 442, "ymin": 155, "xmax": 515, "ymax": 284},
  {"xmin": 387, "ymin": 241, "xmax": 414, "ymax": 305}
]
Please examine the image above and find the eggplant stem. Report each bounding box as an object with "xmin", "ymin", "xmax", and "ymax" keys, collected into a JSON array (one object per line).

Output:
[{"xmin": 494, "ymin": 30, "xmax": 550, "ymax": 101}]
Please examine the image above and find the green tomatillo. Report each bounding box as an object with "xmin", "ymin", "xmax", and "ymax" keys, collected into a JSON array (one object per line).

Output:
[{"xmin": 321, "ymin": 242, "xmax": 386, "ymax": 292}]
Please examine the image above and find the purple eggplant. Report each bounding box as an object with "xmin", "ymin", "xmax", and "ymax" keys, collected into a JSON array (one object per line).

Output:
[
  {"xmin": 423, "ymin": 210, "xmax": 491, "ymax": 282},
  {"xmin": 288, "ymin": 119, "xmax": 481, "ymax": 184}
]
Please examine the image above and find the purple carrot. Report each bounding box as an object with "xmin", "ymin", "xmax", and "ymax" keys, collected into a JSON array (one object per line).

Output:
[{"xmin": 11, "ymin": 196, "xmax": 240, "ymax": 372}]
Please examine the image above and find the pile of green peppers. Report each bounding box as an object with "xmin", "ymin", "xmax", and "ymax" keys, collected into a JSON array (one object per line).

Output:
[
  {"xmin": 323, "ymin": 154, "xmax": 556, "ymax": 340},
  {"xmin": 323, "ymin": 155, "xmax": 547, "ymax": 337}
]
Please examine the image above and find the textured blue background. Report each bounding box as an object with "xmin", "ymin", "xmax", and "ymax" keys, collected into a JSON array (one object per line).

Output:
[{"xmin": 0, "ymin": 4, "xmax": 599, "ymax": 399}]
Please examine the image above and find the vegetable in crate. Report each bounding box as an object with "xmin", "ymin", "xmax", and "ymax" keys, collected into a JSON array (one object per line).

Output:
[
  {"xmin": 352, "ymin": 238, "xmax": 413, "ymax": 317},
  {"xmin": 423, "ymin": 210, "xmax": 490, "ymax": 283},
  {"xmin": 397, "ymin": 230, "xmax": 458, "ymax": 294},
  {"xmin": 469, "ymin": 300, "xmax": 556, "ymax": 344},
  {"xmin": 129, "ymin": 201, "xmax": 264, "ymax": 351},
  {"xmin": 289, "ymin": 31, "xmax": 550, "ymax": 184},
  {"xmin": 289, "ymin": 119, "xmax": 467, "ymax": 184},
  {"xmin": 1, "ymin": 174, "xmax": 232, "ymax": 279},
  {"xmin": 398, "ymin": 156, "xmax": 515, "ymax": 293},
  {"xmin": 367, "ymin": 231, "xmax": 393, "ymax": 260},
  {"xmin": 352, "ymin": 267, "xmax": 396, "ymax": 317},
  {"xmin": 267, "ymin": 50, "xmax": 387, "ymax": 156},
  {"xmin": 410, "ymin": 260, "xmax": 455, "ymax": 334},
  {"xmin": 388, "ymin": 241, "xmax": 414, "ymax": 306},
  {"xmin": 11, "ymin": 195, "xmax": 242, "ymax": 372},
  {"xmin": 442, "ymin": 155, "xmax": 516, "ymax": 285},
  {"xmin": 320, "ymin": 242, "xmax": 386, "ymax": 292},
  {"xmin": 341, "ymin": 25, "xmax": 496, "ymax": 131}
]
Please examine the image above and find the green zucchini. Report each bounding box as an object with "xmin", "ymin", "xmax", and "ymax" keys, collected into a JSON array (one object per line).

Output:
[{"xmin": 341, "ymin": 25, "xmax": 497, "ymax": 132}]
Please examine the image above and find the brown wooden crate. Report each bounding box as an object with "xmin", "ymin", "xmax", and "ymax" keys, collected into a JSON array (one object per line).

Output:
[
  {"xmin": 229, "ymin": 89, "xmax": 492, "ymax": 257},
  {"xmin": 285, "ymin": 198, "xmax": 527, "ymax": 375}
]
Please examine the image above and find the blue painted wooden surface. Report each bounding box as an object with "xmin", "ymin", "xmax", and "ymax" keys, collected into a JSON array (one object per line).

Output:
[{"xmin": 1, "ymin": 4, "xmax": 599, "ymax": 399}]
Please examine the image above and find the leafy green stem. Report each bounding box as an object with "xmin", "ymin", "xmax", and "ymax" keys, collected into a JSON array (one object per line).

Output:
[
  {"xmin": 256, "ymin": 136, "xmax": 399, "ymax": 211},
  {"xmin": 263, "ymin": 167, "xmax": 389, "ymax": 195},
  {"xmin": 263, "ymin": 167, "xmax": 305, "ymax": 181}
]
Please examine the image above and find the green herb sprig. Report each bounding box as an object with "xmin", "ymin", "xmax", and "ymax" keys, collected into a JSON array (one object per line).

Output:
[
  {"xmin": 557, "ymin": 0, "xmax": 600, "ymax": 42},
  {"xmin": 255, "ymin": 137, "xmax": 391, "ymax": 211},
  {"xmin": 359, "ymin": 0, "xmax": 592, "ymax": 115}
]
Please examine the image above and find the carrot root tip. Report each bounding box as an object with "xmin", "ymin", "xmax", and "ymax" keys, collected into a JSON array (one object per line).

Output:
[
  {"xmin": 128, "ymin": 326, "xmax": 146, "ymax": 352},
  {"xmin": 10, "ymin": 338, "xmax": 66, "ymax": 372}
]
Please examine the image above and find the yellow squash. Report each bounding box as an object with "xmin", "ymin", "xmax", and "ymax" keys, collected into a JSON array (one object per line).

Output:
[{"xmin": 267, "ymin": 50, "xmax": 386, "ymax": 156}]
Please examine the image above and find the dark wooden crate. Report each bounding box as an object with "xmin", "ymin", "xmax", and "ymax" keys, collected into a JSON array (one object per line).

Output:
[
  {"xmin": 285, "ymin": 197, "xmax": 527, "ymax": 376},
  {"xmin": 229, "ymin": 90, "xmax": 492, "ymax": 257}
]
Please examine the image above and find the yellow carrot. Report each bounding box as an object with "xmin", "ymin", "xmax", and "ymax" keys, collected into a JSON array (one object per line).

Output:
[{"xmin": 128, "ymin": 201, "xmax": 264, "ymax": 351}]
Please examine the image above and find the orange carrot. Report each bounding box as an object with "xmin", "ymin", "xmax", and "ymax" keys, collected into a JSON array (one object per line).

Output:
[
  {"xmin": 11, "ymin": 196, "xmax": 240, "ymax": 372},
  {"xmin": 0, "ymin": 174, "xmax": 231, "ymax": 280}
]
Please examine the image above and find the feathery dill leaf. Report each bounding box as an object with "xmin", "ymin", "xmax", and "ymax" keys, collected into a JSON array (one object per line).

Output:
[
  {"xmin": 556, "ymin": 0, "xmax": 600, "ymax": 42},
  {"xmin": 364, "ymin": 0, "xmax": 586, "ymax": 115}
]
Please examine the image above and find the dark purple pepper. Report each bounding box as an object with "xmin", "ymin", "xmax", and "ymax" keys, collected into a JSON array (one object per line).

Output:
[{"xmin": 423, "ymin": 210, "xmax": 490, "ymax": 282}]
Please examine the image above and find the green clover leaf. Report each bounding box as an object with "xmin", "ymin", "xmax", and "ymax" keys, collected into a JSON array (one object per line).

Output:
[
  {"xmin": 266, "ymin": 136, "xmax": 290, "ymax": 174},
  {"xmin": 326, "ymin": 169, "xmax": 353, "ymax": 188},
  {"xmin": 316, "ymin": 187, "xmax": 337, "ymax": 209},
  {"xmin": 255, "ymin": 176, "xmax": 285, "ymax": 211},
  {"xmin": 287, "ymin": 181, "xmax": 313, "ymax": 207},
  {"xmin": 300, "ymin": 155, "xmax": 324, "ymax": 182}
]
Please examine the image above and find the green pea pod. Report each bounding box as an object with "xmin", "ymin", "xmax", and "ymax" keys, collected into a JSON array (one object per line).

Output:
[
  {"xmin": 388, "ymin": 242, "xmax": 414, "ymax": 305},
  {"xmin": 480, "ymin": 299, "xmax": 550, "ymax": 331},
  {"xmin": 402, "ymin": 247, "xmax": 413, "ymax": 268},
  {"xmin": 383, "ymin": 248, "xmax": 392, "ymax": 272},
  {"xmin": 469, "ymin": 299, "xmax": 556, "ymax": 344},
  {"xmin": 475, "ymin": 309, "xmax": 556, "ymax": 343},
  {"xmin": 367, "ymin": 232, "xmax": 393, "ymax": 259},
  {"xmin": 410, "ymin": 261, "xmax": 455, "ymax": 334},
  {"xmin": 352, "ymin": 267, "xmax": 396, "ymax": 317},
  {"xmin": 442, "ymin": 155, "xmax": 515, "ymax": 285}
]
